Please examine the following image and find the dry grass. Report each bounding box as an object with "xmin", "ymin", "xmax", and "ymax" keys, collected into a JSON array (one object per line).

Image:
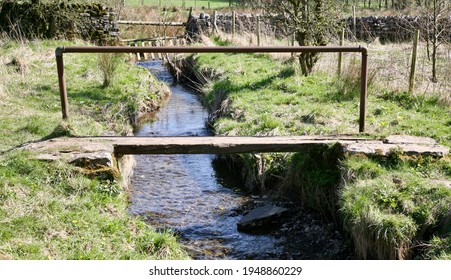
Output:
[
  {"xmin": 213, "ymin": 29, "xmax": 451, "ymax": 104},
  {"xmin": 118, "ymin": 6, "xmax": 187, "ymax": 40},
  {"xmin": 98, "ymin": 53, "xmax": 121, "ymax": 87},
  {"xmin": 0, "ymin": 39, "xmax": 189, "ymax": 260},
  {"xmin": 316, "ymin": 40, "xmax": 451, "ymax": 104},
  {"xmin": 0, "ymin": 62, "xmax": 6, "ymax": 101},
  {"xmin": 0, "ymin": 83, "xmax": 5, "ymax": 99}
]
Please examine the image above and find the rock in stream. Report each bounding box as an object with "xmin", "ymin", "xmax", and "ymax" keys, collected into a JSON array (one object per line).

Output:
[{"xmin": 237, "ymin": 205, "xmax": 289, "ymax": 231}]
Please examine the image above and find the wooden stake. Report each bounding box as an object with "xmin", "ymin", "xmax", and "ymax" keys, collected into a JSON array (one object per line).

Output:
[
  {"xmin": 257, "ymin": 16, "xmax": 261, "ymax": 46},
  {"xmin": 212, "ymin": 11, "xmax": 218, "ymax": 35},
  {"xmin": 142, "ymin": 41, "xmax": 148, "ymax": 60},
  {"xmin": 232, "ymin": 11, "xmax": 236, "ymax": 41},
  {"xmin": 133, "ymin": 43, "xmax": 141, "ymax": 60},
  {"xmin": 337, "ymin": 28, "xmax": 345, "ymax": 76},
  {"xmin": 156, "ymin": 41, "xmax": 162, "ymax": 60},
  {"xmin": 352, "ymin": 5, "xmax": 356, "ymax": 38},
  {"xmin": 409, "ymin": 29, "xmax": 420, "ymax": 93}
]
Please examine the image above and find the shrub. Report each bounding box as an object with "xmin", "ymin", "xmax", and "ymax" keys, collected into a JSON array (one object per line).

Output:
[{"xmin": 98, "ymin": 53, "xmax": 121, "ymax": 88}]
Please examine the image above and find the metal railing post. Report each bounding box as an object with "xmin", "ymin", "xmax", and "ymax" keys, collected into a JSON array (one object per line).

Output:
[
  {"xmin": 360, "ymin": 47, "xmax": 368, "ymax": 133},
  {"xmin": 55, "ymin": 47, "xmax": 69, "ymax": 120}
]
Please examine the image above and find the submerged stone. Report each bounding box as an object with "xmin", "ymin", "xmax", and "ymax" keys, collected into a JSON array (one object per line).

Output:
[{"xmin": 237, "ymin": 205, "xmax": 288, "ymax": 231}]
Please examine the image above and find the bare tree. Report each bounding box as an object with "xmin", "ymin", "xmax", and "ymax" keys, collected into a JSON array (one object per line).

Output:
[
  {"xmin": 418, "ymin": 0, "xmax": 450, "ymax": 82},
  {"xmin": 255, "ymin": 0, "xmax": 343, "ymax": 76}
]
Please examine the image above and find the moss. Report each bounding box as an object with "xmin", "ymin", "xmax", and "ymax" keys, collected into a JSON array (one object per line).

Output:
[
  {"xmin": 0, "ymin": 1, "xmax": 117, "ymax": 43},
  {"xmin": 279, "ymin": 144, "xmax": 344, "ymax": 220}
]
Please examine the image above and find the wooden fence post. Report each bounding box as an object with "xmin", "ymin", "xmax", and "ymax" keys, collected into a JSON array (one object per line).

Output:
[
  {"xmin": 352, "ymin": 5, "xmax": 356, "ymax": 38},
  {"xmin": 337, "ymin": 28, "xmax": 345, "ymax": 76},
  {"xmin": 409, "ymin": 29, "xmax": 420, "ymax": 93},
  {"xmin": 232, "ymin": 11, "xmax": 236, "ymax": 41},
  {"xmin": 257, "ymin": 16, "xmax": 261, "ymax": 46},
  {"xmin": 142, "ymin": 41, "xmax": 148, "ymax": 60},
  {"xmin": 212, "ymin": 11, "xmax": 217, "ymax": 35}
]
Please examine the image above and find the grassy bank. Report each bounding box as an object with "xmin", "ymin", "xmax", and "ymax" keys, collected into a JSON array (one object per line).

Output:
[
  {"xmin": 187, "ymin": 39, "xmax": 450, "ymax": 259},
  {"xmin": 0, "ymin": 39, "xmax": 187, "ymax": 259},
  {"xmin": 341, "ymin": 155, "xmax": 451, "ymax": 260}
]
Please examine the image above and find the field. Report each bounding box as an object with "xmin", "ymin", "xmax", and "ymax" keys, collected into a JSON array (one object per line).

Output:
[{"xmin": 0, "ymin": 0, "xmax": 449, "ymax": 260}]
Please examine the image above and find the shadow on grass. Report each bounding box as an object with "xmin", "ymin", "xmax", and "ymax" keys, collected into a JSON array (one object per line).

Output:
[
  {"xmin": 1, "ymin": 85, "xmax": 120, "ymax": 155},
  {"xmin": 210, "ymin": 67, "xmax": 297, "ymax": 95},
  {"xmin": 0, "ymin": 122, "xmax": 75, "ymax": 156},
  {"xmin": 69, "ymin": 86, "xmax": 123, "ymax": 104}
]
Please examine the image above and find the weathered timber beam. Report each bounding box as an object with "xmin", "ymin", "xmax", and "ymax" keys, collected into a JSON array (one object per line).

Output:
[
  {"xmin": 27, "ymin": 136, "xmax": 449, "ymax": 157},
  {"xmin": 66, "ymin": 136, "xmax": 363, "ymax": 155}
]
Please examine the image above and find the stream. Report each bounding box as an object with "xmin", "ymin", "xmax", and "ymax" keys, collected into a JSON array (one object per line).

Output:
[{"xmin": 129, "ymin": 60, "xmax": 354, "ymax": 260}]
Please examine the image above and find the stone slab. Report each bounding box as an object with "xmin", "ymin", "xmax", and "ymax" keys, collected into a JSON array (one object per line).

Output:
[
  {"xmin": 22, "ymin": 138, "xmax": 115, "ymax": 170},
  {"xmin": 384, "ymin": 135, "xmax": 437, "ymax": 145},
  {"xmin": 237, "ymin": 205, "xmax": 288, "ymax": 231},
  {"xmin": 343, "ymin": 142, "xmax": 449, "ymax": 157}
]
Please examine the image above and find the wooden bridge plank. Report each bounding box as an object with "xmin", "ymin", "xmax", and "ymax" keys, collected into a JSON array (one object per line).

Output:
[
  {"xmin": 26, "ymin": 136, "xmax": 449, "ymax": 157},
  {"xmin": 141, "ymin": 41, "xmax": 148, "ymax": 60},
  {"xmin": 60, "ymin": 136, "xmax": 364, "ymax": 155}
]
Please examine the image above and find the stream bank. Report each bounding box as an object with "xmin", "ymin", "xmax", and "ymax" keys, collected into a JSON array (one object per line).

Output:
[
  {"xmin": 166, "ymin": 53, "xmax": 451, "ymax": 260},
  {"xmin": 129, "ymin": 60, "xmax": 355, "ymax": 260}
]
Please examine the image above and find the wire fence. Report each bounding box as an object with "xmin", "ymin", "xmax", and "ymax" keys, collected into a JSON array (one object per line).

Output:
[{"xmin": 197, "ymin": 12, "xmax": 450, "ymax": 98}]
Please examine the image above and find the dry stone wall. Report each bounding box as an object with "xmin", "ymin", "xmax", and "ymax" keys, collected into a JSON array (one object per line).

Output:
[
  {"xmin": 186, "ymin": 12, "xmax": 283, "ymax": 41},
  {"xmin": 186, "ymin": 12, "xmax": 451, "ymax": 43},
  {"xmin": 346, "ymin": 15, "xmax": 451, "ymax": 43},
  {"xmin": 0, "ymin": 1, "xmax": 119, "ymax": 44}
]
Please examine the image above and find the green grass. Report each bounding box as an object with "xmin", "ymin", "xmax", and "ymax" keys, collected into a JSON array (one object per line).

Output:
[
  {"xmin": 189, "ymin": 39, "xmax": 451, "ymax": 259},
  {"xmin": 341, "ymin": 155, "xmax": 451, "ymax": 259},
  {"xmin": 194, "ymin": 51, "xmax": 451, "ymax": 145},
  {"xmin": 0, "ymin": 150, "xmax": 186, "ymax": 259},
  {"xmin": 0, "ymin": 39, "xmax": 187, "ymax": 260}
]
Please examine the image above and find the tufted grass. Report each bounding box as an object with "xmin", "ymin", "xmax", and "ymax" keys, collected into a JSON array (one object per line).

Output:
[
  {"xmin": 190, "ymin": 38, "xmax": 450, "ymax": 259},
  {"xmin": 340, "ymin": 155, "xmax": 451, "ymax": 259},
  {"xmin": 0, "ymin": 39, "xmax": 187, "ymax": 260},
  {"xmin": 192, "ymin": 49, "xmax": 450, "ymax": 146}
]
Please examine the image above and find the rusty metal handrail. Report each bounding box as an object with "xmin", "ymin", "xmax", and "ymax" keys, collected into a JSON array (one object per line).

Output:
[{"xmin": 55, "ymin": 46, "xmax": 368, "ymax": 132}]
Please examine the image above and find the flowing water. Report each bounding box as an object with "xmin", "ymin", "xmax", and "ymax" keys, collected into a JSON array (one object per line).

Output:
[{"xmin": 129, "ymin": 60, "xmax": 354, "ymax": 260}]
